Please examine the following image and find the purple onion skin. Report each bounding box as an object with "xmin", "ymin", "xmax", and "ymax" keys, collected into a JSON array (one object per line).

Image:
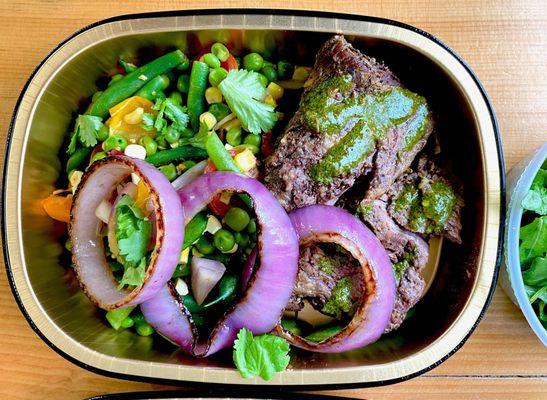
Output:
[
  {"xmin": 283, "ymin": 205, "xmax": 396, "ymax": 353},
  {"xmin": 70, "ymin": 156, "xmax": 184, "ymax": 309},
  {"xmin": 241, "ymin": 247, "xmax": 257, "ymax": 291},
  {"xmin": 144, "ymin": 172, "xmax": 299, "ymax": 357}
]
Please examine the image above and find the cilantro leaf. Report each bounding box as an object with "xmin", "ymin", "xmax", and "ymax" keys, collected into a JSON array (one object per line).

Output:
[
  {"xmin": 233, "ymin": 328, "xmax": 290, "ymax": 381},
  {"xmin": 75, "ymin": 114, "xmax": 104, "ymax": 148},
  {"xmin": 67, "ymin": 130, "xmax": 79, "ymax": 154},
  {"xmin": 163, "ymin": 99, "xmax": 189, "ymax": 131},
  {"xmin": 519, "ymin": 216, "xmax": 547, "ymax": 266},
  {"xmin": 219, "ymin": 70, "xmax": 277, "ymax": 134},
  {"xmin": 523, "ymin": 256, "xmax": 547, "ymax": 286},
  {"xmin": 118, "ymin": 257, "xmax": 146, "ymax": 289},
  {"xmin": 141, "ymin": 113, "xmax": 156, "ymax": 131},
  {"xmin": 179, "ymin": 122, "xmax": 210, "ymax": 149},
  {"xmin": 522, "ymin": 169, "xmax": 547, "ymax": 215},
  {"xmin": 115, "ymin": 195, "xmax": 152, "ymax": 271}
]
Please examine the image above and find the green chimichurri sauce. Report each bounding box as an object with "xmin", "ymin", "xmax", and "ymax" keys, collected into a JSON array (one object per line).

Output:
[
  {"xmin": 321, "ymin": 277, "xmax": 353, "ymax": 319},
  {"xmin": 300, "ymin": 74, "xmax": 429, "ymax": 184},
  {"xmin": 394, "ymin": 180, "xmax": 456, "ymax": 234},
  {"xmin": 317, "ymin": 256, "xmax": 336, "ymax": 275}
]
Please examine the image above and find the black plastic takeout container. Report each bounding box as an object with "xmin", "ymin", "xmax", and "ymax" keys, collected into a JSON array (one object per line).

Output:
[{"xmin": 2, "ymin": 9, "xmax": 505, "ymax": 389}]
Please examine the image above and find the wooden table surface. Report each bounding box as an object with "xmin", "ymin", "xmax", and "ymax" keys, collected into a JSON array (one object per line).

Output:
[{"xmin": 0, "ymin": 1, "xmax": 546, "ymax": 399}]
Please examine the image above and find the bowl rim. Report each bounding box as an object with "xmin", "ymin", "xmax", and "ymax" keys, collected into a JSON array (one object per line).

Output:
[
  {"xmin": 1, "ymin": 8, "xmax": 505, "ymax": 389},
  {"xmin": 504, "ymin": 143, "xmax": 547, "ymax": 345}
]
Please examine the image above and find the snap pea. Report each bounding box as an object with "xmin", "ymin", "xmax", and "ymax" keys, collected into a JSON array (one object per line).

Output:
[
  {"xmin": 177, "ymin": 74, "xmax": 190, "ymax": 93},
  {"xmin": 305, "ymin": 325, "xmax": 344, "ymax": 342},
  {"xmin": 205, "ymin": 131, "xmax": 241, "ymax": 172},
  {"xmin": 183, "ymin": 212, "xmax": 208, "ymax": 249},
  {"xmin": 105, "ymin": 306, "xmax": 135, "ymax": 330},
  {"xmin": 135, "ymin": 74, "xmax": 170, "ymax": 100},
  {"xmin": 88, "ymin": 50, "xmax": 186, "ymax": 118},
  {"xmin": 208, "ymin": 103, "xmax": 230, "ymax": 122},
  {"xmin": 163, "ymin": 126, "xmax": 181, "ymax": 144},
  {"xmin": 120, "ymin": 316, "xmax": 134, "ymax": 329},
  {"xmin": 145, "ymin": 146, "xmax": 207, "ymax": 166},
  {"xmin": 66, "ymin": 147, "xmax": 91, "ymax": 173},
  {"xmin": 187, "ymin": 61, "xmax": 209, "ymax": 130},
  {"xmin": 119, "ymin": 59, "xmax": 137, "ymax": 73},
  {"xmin": 182, "ymin": 275, "xmax": 238, "ymax": 312}
]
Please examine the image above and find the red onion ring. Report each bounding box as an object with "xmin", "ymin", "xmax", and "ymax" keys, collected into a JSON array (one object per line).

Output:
[
  {"xmin": 141, "ymin": 171, "xmax": 299, "ymax": 356},
  {"xmin": 274, "ymin": 205, "xmax": 396, "ymax": 353},
  {"xmin": 171, "ymin": 160, "xmax": 207, "ymax": 191},
  {"xmin": 70, "ymin": 155, "xmax": 184, "ymax": 310},
  {"xmin": 241, "ymin": 247, "xmax": 257, "ymax": 291}
]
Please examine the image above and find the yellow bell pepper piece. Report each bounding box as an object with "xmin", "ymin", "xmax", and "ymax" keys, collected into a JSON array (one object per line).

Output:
[{"xmin": 107, "ymin": 96, "xmax": 157, "ymax": 142}]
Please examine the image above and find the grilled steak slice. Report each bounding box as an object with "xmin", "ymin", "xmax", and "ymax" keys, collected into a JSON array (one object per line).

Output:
[
  {"xmin": 265, "ymin": 35, "xmax": 434, "ymax": 211},
  {"xmin": 286, "ymin": 243, "xmax": 363, "ymax": 319},
  {"xmin": 359, "ymin": 199, "xmax": 429, "ymax": 331},
  {"xmin": 387, "ymin": 156, "xmax": 463, "ymax": 243}
]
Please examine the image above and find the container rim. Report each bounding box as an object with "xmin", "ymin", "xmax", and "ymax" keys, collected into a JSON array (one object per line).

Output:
[{"xmin": 2, "ymin": 8, "xmax": 505, "ymax": 390}]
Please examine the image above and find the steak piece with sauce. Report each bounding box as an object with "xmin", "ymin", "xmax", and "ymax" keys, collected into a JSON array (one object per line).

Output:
[{"xmin": 265, "ymin": 35, "xmax": 434, "ymax": 211}]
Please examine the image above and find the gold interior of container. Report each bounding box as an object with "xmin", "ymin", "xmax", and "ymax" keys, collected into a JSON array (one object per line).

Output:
[{"xmin": 3, "ymin": 12, "xmax": 501, "ymax": 386}]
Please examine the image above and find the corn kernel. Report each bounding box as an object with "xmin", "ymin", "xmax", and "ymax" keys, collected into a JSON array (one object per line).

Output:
[
  {"xmin": 267, "ymin": 82, "xmax": 284, "ymax": 100},
  {"xmin": 264, "ymin": 94, "xmax": 277, "ymax": 107},
  {"xmin": 179, "ymin": 247, "xmax": 190, "ymax": 264},
  {"xmin": 234, "ymin": 149, "xmax": 257, "ymax": 172},
  {"xmin": 177, "ymin": 163, "xmax": 187, "ymax": 171},
  {"xmin": 293, "ymin": 66, "xmax": 311, "ymax": 81},
  {"xmin": 123, "ymin": 107, "xmax": 144, "ymax": 124},
  {"xmin": 199, "ymin": 112, "xmax": 217, "ymax": 130},
  {"xmin": 205, "ymin": 87, "xmax": 223, "ymax": 104}
]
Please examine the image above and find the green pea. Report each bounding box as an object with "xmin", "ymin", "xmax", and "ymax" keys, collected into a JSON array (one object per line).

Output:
[
  {"xmin": 135, "ymin": 321, "xmax": 154, "ymax": 336},
  {"xmin": 236, "ymin": 143, "xmax": 259, "ymax": 154},
  {"xmin": 103, "ymin": 135, "xmax": 127, "ymax": 151},
  {"xmin": 179, "ymin": 160, "xmax": 196, "ymax": 170},
  {"xmin": 195, "ymin": 236, "xmax": 215, "ymax": 255},
  {"xmin": 131, "ymin": 314, "xmax": 146, "ymax": 325},
  {"xmin": 140, "ymin": 136, "xmax": 158, "ymax": 156},
  {"xmin": 202, "ymin": 53, "xmax": 221, "ymax": 69},
  {"xmin": 177, "ymin": 74, "xmax": 190, "ymax": 93},
  {"xmin": 158, "ymin": 163, "xmax": 177, "ymax": 181},
  {"xmin": 211, "ymin": 42, "xmax": 230, "ymax": 62},
  {"xmin": 177, "ymin": 56, "xmax": 190, "ymax": 71},
  {"xmin": 164, "ymin": 126, "xmax": 181, "ymax": 144},
  {"xmin": 90, "ymin": 151, "xmax": 107, "ymax": 164},
  {"xmin": 108, "ymin": 74, "xmax": 123, "ymax": 86},
  {"xmin": 243, "ymin": 134, "xmax": 261, "ymax": 147},
  {"xmin": 169, "ymin": 91, "xmax": 183, "ymax": 105},
  {"xmin": 257, "ymin": 73, "xmax": 268, "ymax": 87},
  {"xmin": 64, "ymin": 238, "xmax": 72, "ymax": 251},
  {"xmin": 96, "ymin": 125, "xmax": 109, "ymax": 142},
  {"xmin": 208, "ymin": 102, "xmax": 230, "ymax": 122},
  {"xmin": 213, "ymin": 229, "xmax": 236, "ymax": 252},
  {"xmin": 120, "ymin": 316, "xmax": 134, "ymax": 329},
  {"xmin": 261, "ymin": 66, "xmax": 278, "ymax": 83},
  {"xmin": 243, "ymin": 53, "xmax": 264, "ymax": 72},
  {"xmin": 224, "ymin": 207, "xmax": 250, "ymax": 232},
  {"xmin": 277, "ymin": 60, "xmax": 294, "ymax": 80},
  {"xmin": 226, "ymin": 127, "xmax": 242, "ymax": 146},
  {"xmin": 262, "ymin": 60, "xmax": 274, "ymax": 68},
  {"xmin": 208, "ymin": 67, "xmax": 228, "ymax": 87},
  {"xmin": 236, "ymin": 233, "xmax": 249, "ymax": 248},
  {"xmin": 246, "ymin": 219, "xmax": 257, "ymax": 234}
]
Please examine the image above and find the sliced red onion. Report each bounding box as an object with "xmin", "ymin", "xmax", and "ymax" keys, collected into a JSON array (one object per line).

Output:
[
  {"xmin": 191, "ymin": 257, "xmax": 226, "ymax": 305},
  {"xmin": 274, "ymin": 205, "xmax": 396, "ymax": 353},
  {"xmin": 70, "ymin": 155, "xmax": 184, "ymax": 310},
  {"xmin": 142, "ymin": 171, "xmax": 299, "ymax": 356},
  {"xmin": 242, "ymin": 247, "xmax": 257, "ymax": 290},
  {"xmin": 171, "ymin": 160, "xmax": 207, "ymax": 191}
]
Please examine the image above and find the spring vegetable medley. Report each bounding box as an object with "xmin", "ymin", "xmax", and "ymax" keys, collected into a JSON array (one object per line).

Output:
[
  {"xmin": 43, "ymin": 35, "xmax": 463, "ymax": 380},
  {"xmin": 520, "ymin": 162, "xmax": 547, "ymax": 329}
]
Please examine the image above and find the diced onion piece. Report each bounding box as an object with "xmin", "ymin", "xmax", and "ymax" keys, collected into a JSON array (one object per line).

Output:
[
  {"xmin": 175, "ymin": 278, "xmax": 189, "ymax": 296},
  {"xmin": 124, "ymin": 144, "xmax": 147, "ymax": 160},
  {"xmin": 205, "ymin": 215, "xmax": 222, "ymax": 234},
  {"xmin": 225, "ymin": 143, "xmax": 234, "ymax": 151},
  {"xmin": 191, "ymin": 257, "xmax": 226, "ymax": 305},
  {"xmin": 131, "ymin": 172, "xmax": 141, "ymax": 185},
  {"xmin": 179, "ymin": 247, "xmax": 190, "ymax": 264},
  {"xmin": 95, "ymin": 200, "xmax": 112, "ymax": 224}
]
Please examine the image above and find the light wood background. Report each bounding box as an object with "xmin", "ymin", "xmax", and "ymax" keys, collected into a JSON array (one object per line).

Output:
[{"xmin": 0, "ymin": 1, "xmax": 546, "ymax": 399}]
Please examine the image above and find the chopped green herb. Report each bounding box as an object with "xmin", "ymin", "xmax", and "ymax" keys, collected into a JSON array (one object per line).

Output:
[
  {"xmin": 321, "ymin": 277, "xmax": 353, "ymax": 319},
  {"xmin": 67, "ymin": 114, "xmax": 105, "ymax": 153}
]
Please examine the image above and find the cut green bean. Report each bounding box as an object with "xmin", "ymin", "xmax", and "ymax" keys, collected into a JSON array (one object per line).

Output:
[
  {"xmin": 187, "ymin": 61, "xmax": 209, "ymax": 130},
  {"xmin": 183, "ymin": 213, "xmax": 208, "ymax": 249},
  {"xmin": 66, "ymin": 147, "xmax": 91, "ymax": 173},
  {"xmin": 205, "ymin": 131, "xmax": 241, "ymax": 172},
  {"xmin": 135, "ymin": 74, "xmax": 170, "ymax": 100},
  {"xmin": 145, "ymin": 146, "xmax": 207, "ymax": 166},
  {"xmin": 88, "ymin": 50, "xmax": 186, "ymax": 118}
]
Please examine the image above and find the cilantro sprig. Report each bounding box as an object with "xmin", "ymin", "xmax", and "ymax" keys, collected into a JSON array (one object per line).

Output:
[
  {"xmin": 219, "ymin": 70, "xmax": 277, "ymax": 134},
  {"xmin": 67, "ymin": 114, "xmax": 105, "ymax": 154},
  {"xmin": 233, "ymin": 328, "xmax": 290, "ymax": 381}
]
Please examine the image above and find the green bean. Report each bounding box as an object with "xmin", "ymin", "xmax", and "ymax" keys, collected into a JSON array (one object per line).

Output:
[
  {"xmin": 205, "ymin": 131, "xmax": 241, "ymax": 172},
  {"xmin": 224, "ymin": 207, "xmax": 250, "ymax": 232},
  {"xmin": 280, "ymin": 317, "xmax": 303, "ymax": 336},
  {"xmin": 108, "ymin": 74, "xmax": 124, "ymax": 87},
  {"xmin": 183, "ymin": 212, "xmax": 208, "ymax": 249},
  {"xmin": 211, "ymin": 43, "xmax": 230, "ymax": 62},
  {"xmin": 208, "ymin": 103, "xmax": 230, "ymax": 122},
  {"xmin": 187, "ymin": 61, "xmax": 209, "ymax": 130},
  {"xmin": 158, "ymin": 163, "xmax": 177, "ymax": 181},
  {"xmin": 243, "ymin": 52, "xmax": 263, "ymax": 71},
  {"xmin": 91, "ymin": 90, "xmax": 103, "ymax": 103},
  {"xmin": 226, "ymin": 127, "xmax": 242, "ymax": 146},
  {"xmin": 145, "ymin": 145, "xmax": 207, "ymax": 166},
  {"xmin": 88, "ymin": 50, "xmax": 186, "ymax": 118},
  {"xmin": 135, "ymin": 320, "xmax": 154, "ymax": 336},
  {"xmin": 202, "ymin": 53, "xmax": 221, "ymax": 69},
  {"xmin": 176, "ymin": 56, "xmax": 190, "ymax": 71},
  {"xmin": 195, "ymin": 236, "xmax": 214, "ymax": 255},
  {"xmin": 305, "ymin": 325, "xmax": 344, "ymax": 342},
  {"xmin": 213, "ymin": 229, "xmax": 236, "ymax": 252},
  {"xmin": 182, "ymin": 275, "xmax": 238, "ymax": 312},
  {"xmin": 177, "ymin": 74, "xmax": 190, "ymax": 93},
  {"xmin": 243, "ymin": 133, "xmax": 261, "ymax": 147},
  {"xmin": 172, "ymin": 263, "xmax": 191, "ymax": 278},
  {"xmin": 66, "ymin": 147, "xmax": 91, "ymax": 173},
  {"xmin": 135, "ymin": 74, "xmax": 170, "ymax": 100},
  {"xmin": 168, "ymin": 91, "xmax": 183, "ymax": 105},
  {"xmin": 120, "ymin": 316, "xmax": 134, "ymax": 329}
]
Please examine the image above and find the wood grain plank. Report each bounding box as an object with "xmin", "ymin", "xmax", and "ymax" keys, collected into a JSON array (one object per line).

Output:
[{"xmin": 1, "ymin": 1, "xmax": 546, "ymax": 399}]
